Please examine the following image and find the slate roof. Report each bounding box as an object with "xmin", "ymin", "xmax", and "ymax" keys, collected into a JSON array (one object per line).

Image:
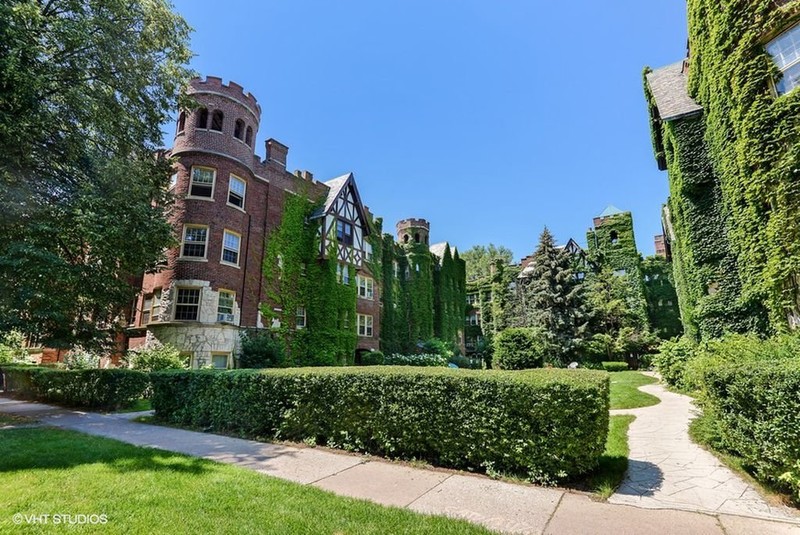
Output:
[
  {"xmin": 429, "ymin": 242, "xmax": 449, "ymax": 259},
  {"xmin": 646, "ymin": 61, "xmax": 703, "ymax": 121},
  {"xmin": 320, "ymin": 173, "xmax": 351, "ymax": 214},
  {"xmin": 599, "ymin": 205, "xmax": 624, "ymax": 218}
]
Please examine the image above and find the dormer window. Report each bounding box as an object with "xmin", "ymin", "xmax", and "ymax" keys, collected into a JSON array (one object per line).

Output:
[
  {"xmin": 211, "ymin": 110, "xmax": 224, "ymax": 131},
  {"xmin": 336, "ymin": 219, "xmax": 354, "ymax": 246},
  {"xmin": 768, "ymin": 24, "xmax": 800, "ymax": 96}
]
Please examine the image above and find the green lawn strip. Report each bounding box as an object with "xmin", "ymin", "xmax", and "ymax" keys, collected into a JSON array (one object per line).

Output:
[
  {"xmin": 114, "ymin": 399, "xmax": 152, "ymax": 413},
  {"xmin": 585, "ymin": 415, "xmax": 636, "ymax": 499},
  {"xmin": 0, "ymin": 428, "xmax": 492, "ymax": 535},
  {"xmin": 609, "ymin": 371, "xmax": 660, "ymax": 410},
  {"xmin": 0, "ymin": 414, "xmax": 35, "ymax": 426}
]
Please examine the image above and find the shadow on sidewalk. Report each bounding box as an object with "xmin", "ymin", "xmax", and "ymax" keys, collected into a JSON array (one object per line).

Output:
[{"xmin": 614, "ymin": 459, "xmax": 665, "ymax": 497}]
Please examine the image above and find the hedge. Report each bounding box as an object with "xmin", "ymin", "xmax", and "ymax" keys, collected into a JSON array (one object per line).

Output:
[
  {"xmin": 494, "ymin": 328, "xmax": 545, "ymax": 370},
  {"xmin": 1, "ymin": 366, "xmax": 149, "ymax": 410},
  {"xmin": 601, "ymin": 362, "xmax": 629, "ymax": 372},
  {"xmin": 151, "ymin": 367, "xmax": 609, "ymax": 483},
  {"xmin": 700, "ymin": 360, "xmax": 800, "ymax": 500}
]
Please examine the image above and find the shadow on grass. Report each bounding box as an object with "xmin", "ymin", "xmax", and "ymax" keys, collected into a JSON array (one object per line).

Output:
[{"xmin": 0, "ymin": 427, "xmax": 210, "ymax": 475}]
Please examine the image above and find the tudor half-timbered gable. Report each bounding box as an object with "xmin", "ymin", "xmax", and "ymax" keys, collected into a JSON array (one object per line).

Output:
[{"xmin": 316, "ymin": 173, "xmax": 371, "ymax": 267}]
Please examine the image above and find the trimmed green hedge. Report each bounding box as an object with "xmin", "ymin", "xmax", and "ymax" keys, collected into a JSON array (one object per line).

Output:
[
  {"xmin": 700, "ymin": 360, "xmax": 800, "ymax": 501},
  {"xmin": 1, "ymin": 366, "xmax": 149, "ymax": 410},
  {"xmin": 601, "ymin": 362, "xmax": 629, "ymax": 372},
  {"xmin": 494, "ymin": 328, "xmax": 545, "ymax": 370},
  {"xmin": 151, "ymin": 367, "xmax": 609, "ymax": 482}
]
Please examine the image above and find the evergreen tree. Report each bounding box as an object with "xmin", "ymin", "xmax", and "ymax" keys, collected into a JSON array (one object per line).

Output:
[{"xmin": 512, "ymin": 228, "xmax": 588, "ymax": 365}]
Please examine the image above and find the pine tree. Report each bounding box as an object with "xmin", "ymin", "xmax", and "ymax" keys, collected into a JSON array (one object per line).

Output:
[{"xmin": 513, "ymin": 228, "xmax": 588, "ymax": 365}]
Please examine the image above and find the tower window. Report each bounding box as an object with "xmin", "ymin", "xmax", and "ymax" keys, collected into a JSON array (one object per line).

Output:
[
  {"xmin": 181, "ymin": 225, "xmax": 208, "ymax": 258},
  {"xmin": 403, "ymin": 234, "xmax": 409, "ymax": 244},
  {"xmin": 245, "ymin": 126, "xmax": 253, "ymax": 146},
  {"xmin": 175, "ymin": 288, "xmax": 201, "ymax": 321},
  {"xmin": 234, "ymin": 119, "xmax": 244, "ymax": 140},
  {"xmin": 217, "ymin": 290, "xmax": 235, "ymax": 323},
  {"xmin": 221, "ymin": 230, "xmax": 241, "ymax": 266},
  {"xmin": 414, "ymin": 232, "xmax": 420, "ymax": 243},
  {"xmin": 189, "ymin": 166, "xmax": 215, "ymax": 198},
  {"xmin": 177, "ymin": 111, "xmax": 186, "ymax": 133},
  {"xmin": 610, "ymin": 230, "xmax": 619, "ymax": 245},
  {"xmin": 211, "ymin": 110, "xmax": 224, "ymax": 131},
  {"xmin": 228, "ymin": 175, "xmax": 246, "ymax": 209},
  {"xmin": 196, "ymin": 108, "xmax": 208, "ymax": 129}
]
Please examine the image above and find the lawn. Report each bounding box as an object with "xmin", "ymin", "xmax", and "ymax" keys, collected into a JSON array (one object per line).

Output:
[
  {"xmin": 585, "ymin": 414, "xmax": 636, "ymax": 498},
  {"xmin": 0, "ymin": 428, "xmax": 491, "ymax": 535},
  {"xmin": 609, "ymin": 371, "xmax": 660, "ymax": 410},
  {"xmin": 115, "ymin": 398, "xmax": 152, "ymax": 413}
]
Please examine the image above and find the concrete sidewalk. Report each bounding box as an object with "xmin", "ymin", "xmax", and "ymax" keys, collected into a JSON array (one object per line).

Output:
[{"xmin": 1, "ymin": 397, "xmax": 799, "ymax": 535}]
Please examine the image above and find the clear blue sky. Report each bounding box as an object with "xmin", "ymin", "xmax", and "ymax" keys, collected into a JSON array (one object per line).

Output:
[{"xmin": 168, "ymin": 0, "xmax": 687, "ymax": 260}]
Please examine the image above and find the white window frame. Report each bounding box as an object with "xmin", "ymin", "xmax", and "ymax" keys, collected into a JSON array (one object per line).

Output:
[
  {"xmin": 180, "ymin": 225, "xmax": 209, "ymax": 260},
  {"xmin": 174, "ymin": 287, "xmax": 201, "ymax": 321},
  {"xmin": 357, "ymin": 275, "xmax": 374, "ymax": 300},
  {"xmin": 296, "ymin": 306, "xmax": 306, "ymax": 329},
  {"xmin": 227, "ymin": 174, "xmax": 246, "ymax": 210},
  {"xmin": 211, "ymin": 352, "xmax": 230, "ymax": 370},
  {"xmin": 767, "ymin": 23, "xmax": 800, "ymax": 96},
  {"xmin": 151, "ymin": 288, "xmax": 162, "ymax": 323},
  {"xmin": 188, "ymin": 166, "xmax": 216, "ymax": 199},
  {"xmin": 357, "ymin": 313, "xmax": 373, "ymax": 337},
  {"xmin": 337, "ymin": 263, "xmax": 350, "ymax": 285},
  {"xmin": 217, "ymin": 289, "xmax": 235, "ymax": 323},
  {"xmin": 221, "ymin": 229, "xmax": 241, "ymax": 267},
  {"xmin": 169, "ymin": 172, "xmax": 178, "ymax": 191}
]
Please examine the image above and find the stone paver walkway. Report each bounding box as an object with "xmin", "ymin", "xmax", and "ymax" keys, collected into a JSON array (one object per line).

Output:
[
  {"xmin": 2, "ymin": 396, "xmax": 800, "ymax": 534},
  {"xmin": 610, "ymin": 377, "xmax": 798, "ymax": 523}
]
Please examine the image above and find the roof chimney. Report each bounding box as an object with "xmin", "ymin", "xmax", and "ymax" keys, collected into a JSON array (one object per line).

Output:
[{"xmin": 266, "ymin": 138, "xmax": 288, "ymax": 168}]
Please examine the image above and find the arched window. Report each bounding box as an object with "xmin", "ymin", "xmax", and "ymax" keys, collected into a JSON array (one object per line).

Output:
[
  {"xmin": 177, "ymin": 111, "xmax": 186, "ymax": 133},
  {"xmin": 234, "ymin": 119, "xmax": 244, "ymax": 140},
  {"xmin": 414, "ymin": 232, "xmax": 420, "ymax": 243},
  {"xmin": 196, "ymin": 108, "xmax": 208, "ymax": 129},
  {"xmin": 403, "ymin": 234, "xmax": 409, "ymax": 244},
  {"xmin": 245, "ymin": 126, "xmax": 253, "ymax": 146},
  {"xmin": 211, "ymin": 110, "xmax": 224, "ymax": 131},
  {"xmin": 610, "ymin": 230, "xmax": 619, "ymax": 245}
]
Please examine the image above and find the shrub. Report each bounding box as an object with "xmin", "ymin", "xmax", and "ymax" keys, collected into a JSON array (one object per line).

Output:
[
  {"xmin": 601, "ymin": 361, "xmax": 629, "ymax": 372},
  {"xmin": 126, "ymin": 341, "xmax": 187, "ymax": 372},
  {"xmin": 0, "ymin": 330, "xmax": 31, "ymax": 364},
  {"xmin": 361, "ymin": 351, "xmax": 384, "ymax": 366},
  {"xmin": 151, "ymin": 367, "xmax": 609, "ymax": 482},
  {"xmin": 421, "ymin": 338, "xmax": 456, "ymax": 359},
  {"xmin": 1, "ymin": 366, "xmax": 150, "ymax": 410},
  {"xmin": 494, "ymin": 328, "xmax": 545, "ymax": 370},
  {"xmin": 384, "ymin": 354, "xmax": 447, "ymax": 367},
  {"xmin": 700, "ymin": 359, "xmax": 800, "ymax": 501},
  {"xmin": 239, "ymin": 329, "xmax": 286, "ymax": 369},
  {"xmin": 63, "ymin": 347, "xmax": 100, "ymax": 370},
  {"xmin": 652, "ymin": 337, "xmax": 697, "ymax": 389},
  {"xmin": 448, "ymin": 355, "xmax": 483, "ymax": 369}
]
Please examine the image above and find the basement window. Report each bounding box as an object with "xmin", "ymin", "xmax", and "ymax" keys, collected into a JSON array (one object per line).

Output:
[{"xmin": 767, "ymin": 23, "xmax": 800, "ymax": 95}]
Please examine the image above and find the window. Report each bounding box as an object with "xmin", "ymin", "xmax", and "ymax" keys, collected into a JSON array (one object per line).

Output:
[
  {"xmin": 466, "ymin": 294, "xmax": 478, "ymax": 305},
  {"xmin": 245, "ymin": 126, "xmax": 253, "ymax": 146},
  {"xmin": 296, "ymin": 306, "xmax": 306, "ymax": 329},
  {"xmin": 141, "ymin": 295, "xmax": 152, "ymax": 325},
  {"xmin": 403, "ymin": 234, "xmax": 409, "ymax": 244},
  {"xmin": 177, "ymin": 111, "xmax": 186, "ymax": 133},
  {"xmin": 414, "ymin": 232, "xmax": 420, "ymax": 243},
  {"xmin": 613, "ymin": 269, "xmax": 627, "ymax": 277},
  {"xmin": 221, "ymin": 230, "xmax": 241, "ymax": 266},
  {"xmin": 211, "ymin": 110, "xmax": 224, "ymax": 131},
  {"xmin": 234, "ymin": 119, "xmax": 244, "ymax": 140},
  {"xmin": 217, "ymin": 290, "xmax": 235, "ymax": 323},
  {"xmin": 365, "ymin": 243, "xmax": 374, "ymax": 262},
  {"xmin": 179, "ymin": 351, "xmax": 193, "ymax": 368},
  {"xmin": 610, "ymin": 230, "xmax": 619, "ymax": 245},
  {"xmin": 466, "ymin": 312, "xmax": 479, "ymax": 326},
  {"xmin": 211, "ymin": 352, "xmax": 229, "ymax": 369},
  {"xmin": 228, "ymin": 175, "xmax": 246, "ymax": 208},
  {"xmin": 181, "ymin": 225, "xmax": 208, "ymax": 258},
  {"xmin": 337, "ymin": 263, "xmax": 350, "ymax": 285},
  {"xmin": 768, "ymin": 24, "xmax": 800, "ymax": 96},
  {"xmin": 175, "ymin": 288, "xmax": 201, "ymax": 321},
  {"xmin": 336, "ymin": 219, "xmax": 354, "ymax": 246},
  {"xmin": 357, "ymin": 314, "xmax": 373, "ymax": 337},
  {"xmin": 196, "ymin": 107, "xmax": 208, "ymax": 128},
  {"xmin": 393, "ymin": 261, "xmax": 399, "ymax": 278},
  {"xmin": 169, "ymin": 172, "xmax": 178, "ymax": 190},
  {"xmin": 357, "ymin": 276, "xmax": 374, "ymax": 299},
  {"xmin": 151, "ymin": 288, "xmax": 162, "ymax": 322},
  {"xmin": 190, "ymin": 166, "xmax": 215, "ymax": 198}
]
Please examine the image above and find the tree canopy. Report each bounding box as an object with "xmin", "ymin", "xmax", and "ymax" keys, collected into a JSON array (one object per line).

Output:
[
  {"xmin": 0, "ymin": 0, "xmax": 192, "ymax": 348},
  {"xmin": 461, "ymin": 243, "xmax": 514, "ymax": 281}
]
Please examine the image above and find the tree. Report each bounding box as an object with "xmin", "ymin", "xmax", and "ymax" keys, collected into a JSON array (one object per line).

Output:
[
  {"xmin": 511, "ymin": 228, "xmax": 588, "ymax": 366},
  {"xmin": 0, "ymin": 0, "xmax": 192, "ymax": 348},
  {"xmin": 461, "ymin": 244, "xmax": 514, "ymax": 281}
]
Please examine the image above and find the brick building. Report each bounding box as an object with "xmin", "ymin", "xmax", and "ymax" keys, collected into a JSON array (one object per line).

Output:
[{"xmin": 126, "ymin": 76, "xmax": 381, "ymax": 366}]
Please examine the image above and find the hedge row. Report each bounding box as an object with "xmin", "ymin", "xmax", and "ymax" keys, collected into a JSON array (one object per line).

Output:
[
  {"xmin": 1, "ymin": 366, "xmax": 149, "ymax": 410},
  {"xmin": 701, "ymin": 360, "xmax": 800, "ymax": 501},
  {"xmin": 601, "ymin": 362, "xmax": 629, "ymax": 372},
  {"xmin": 151, "ymin": 367, "xmax": 610, "ymax": 482}
]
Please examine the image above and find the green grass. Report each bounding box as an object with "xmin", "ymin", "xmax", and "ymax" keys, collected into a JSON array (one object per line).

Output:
[
  {"xmin": 115, "ymin": 399, "xmax": 152, "ymax": 413},
  {"xmin": 0, "ymin": 428, "xmax": 492, "ymax": 534},
  {"xmin": 609, "ymin": 371, "xmax": 660, "ymax": 410},
  {"xmin": 0, "ymin": 414, "xmax": 35, "ymax": 426},
  {"xmin": 585, "ymin": 415, "xmax": 636, "ymax": 498}
]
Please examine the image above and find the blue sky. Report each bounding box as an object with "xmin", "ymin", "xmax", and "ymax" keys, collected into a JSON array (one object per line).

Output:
[{"xmin": 169, "ymin": 0, "xmax": 687, "ymax": 259}]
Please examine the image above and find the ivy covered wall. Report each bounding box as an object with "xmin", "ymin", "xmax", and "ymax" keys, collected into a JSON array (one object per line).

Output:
[
  {"xmin": 433, "ymin": 245, "xmax": 467, "ymax": 345},
  {"xmin": 641, "ymin": 256, "xmax": 683, "ymax": 339}
]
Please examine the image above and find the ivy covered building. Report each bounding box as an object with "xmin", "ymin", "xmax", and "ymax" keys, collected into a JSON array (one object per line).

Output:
[
  {"xmin": 643, "ymin": 1, "xmax": 800, "ymax": 338},
  {"xmin": 128, "ymin": 75, "xmax": 465, "ymax": 367}
]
